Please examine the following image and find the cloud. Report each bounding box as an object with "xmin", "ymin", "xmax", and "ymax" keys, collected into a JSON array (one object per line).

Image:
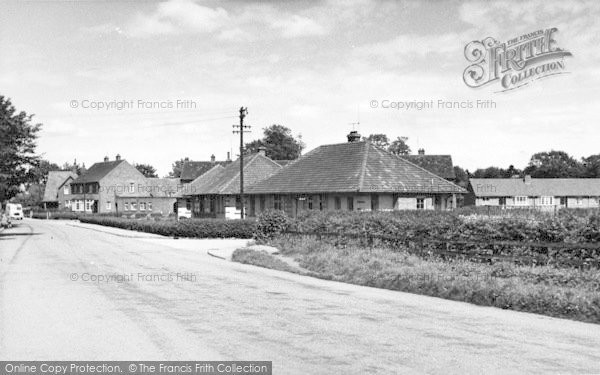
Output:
[
  {"xmin": 125, "ymin": 0, "xmax": 229, "ymax": 37},
  {"xmin": 271, "ymin": 14, "xmax": 327, "ymax": 38}
]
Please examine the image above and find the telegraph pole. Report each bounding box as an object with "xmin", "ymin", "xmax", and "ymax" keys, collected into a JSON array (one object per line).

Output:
[{"xmin": 232, "ymin": 107, "xmax": 250, "ymax": 219}]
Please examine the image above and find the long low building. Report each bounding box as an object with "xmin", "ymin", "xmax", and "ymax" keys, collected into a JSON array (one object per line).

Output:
[
  {"xmin": 466, "ymin": 176, "xmax": 600, "ymax": 209},
  {"xmin": 245, "ymin": 132, "xmax": 466, "ymax": 217}
]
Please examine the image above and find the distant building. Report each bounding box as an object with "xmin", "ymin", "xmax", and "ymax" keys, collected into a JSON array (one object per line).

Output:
[
  {"xmin": 179, "ymin": 154, "xmax": 231, "ymax": 183},
  {"xmin": 115, "ymin": 178, "xmax": 181, "ymax": 216},
  {"xmin": 69, "ymin": 154, "xmax": 147, "ymax": 214},
  {"xmin": 466, "ymin": 176, "xmax": 600, "ymax": 209},
  {"xmin": 400, "ymin": 148, "xmax": 456, "ymax": 181},
  {"xmin": 182, "ymin": 147, "xmax": 282, "ymax": 219},
  {"xmin": 245, "ymin": 132, "xmax": 465, "ymax": 217},
  {"xmin": 42, "ymin": 171, "xmax": 77, "ymax": 210}
]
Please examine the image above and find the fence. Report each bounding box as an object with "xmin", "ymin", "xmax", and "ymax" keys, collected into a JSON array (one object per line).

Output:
[{"xmin": 283, "ymin": 230, "xmax": 600, "ymax": 269}]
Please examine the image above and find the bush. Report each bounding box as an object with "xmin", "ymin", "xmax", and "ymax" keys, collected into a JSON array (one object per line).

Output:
[
  {"xmin": 79, "ymin": 216, "xmax": 256, "ymax": 238},
  {"xmin": 255, "ymin": 210, "xmax": 290, "ymax": 242}
]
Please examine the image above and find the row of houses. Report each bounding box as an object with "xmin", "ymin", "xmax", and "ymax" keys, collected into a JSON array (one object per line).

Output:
[{"xmin": 42, "ymin": 131, "xmax": 600, "ymax": 218}]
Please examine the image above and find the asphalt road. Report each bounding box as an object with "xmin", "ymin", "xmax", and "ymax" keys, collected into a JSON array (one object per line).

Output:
[{"xmin": 1, "ymin": 219, "xmax": 600, "ymax": 374}]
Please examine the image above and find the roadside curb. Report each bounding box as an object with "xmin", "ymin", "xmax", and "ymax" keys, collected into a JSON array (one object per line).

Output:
[
  {"xmin": 66, "ymin": 222, "xmax": 166, "ymax": 239},
  {"xmin": 207, "ymin": 249, "xmax": 228, "ymax": 260}
]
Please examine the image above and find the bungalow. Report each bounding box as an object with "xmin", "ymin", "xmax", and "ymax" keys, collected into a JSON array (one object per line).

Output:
[
  {"xmin": 466, "ymin": 176, "xmax": 600, "ymax": 210},
  {"xmin": 115, "ymin": 178, "xmax": 181, "ymax": 216},
  {"xmin": 244, "ymin": 132, "xmax": 466, "ymax": 217},
  {"xmin": 182, "ymin": 147, "xmax": 282, "ymax": 219},
  {"xmin": 42, "ymin": 171, "xmax": 77, "ymax": 210}
]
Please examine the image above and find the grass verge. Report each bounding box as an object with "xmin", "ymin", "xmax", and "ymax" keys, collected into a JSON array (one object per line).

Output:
[{"xmin": 235, "ymin": 236, "xmax": 600, "ymax": 324}]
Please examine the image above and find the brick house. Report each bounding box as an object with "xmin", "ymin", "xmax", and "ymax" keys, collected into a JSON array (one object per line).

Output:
[
  {"xmin": 68, "ymin": 154, "xmax": 147, "ymax": 214},
  {"xmin": 42, "ymin": 171, "xmax": 77, "ymax": 210},
  {"xmin": 115, "ymin": 178, "xmax": 181, "ymax": 216},
  {"xmin": 182, "ymin": 148, "xmax": 282, "ymax": 219},
  {"xmin": 244, "ymin": 132, "xmax": 465, "ymax": 217},
  {"xmin": 466, "ymin": 176, "xmax": 600, "ymax": 210},
  {"xmin": 400, "ymin": 149, "xmax": 456, "ymax": 182}
]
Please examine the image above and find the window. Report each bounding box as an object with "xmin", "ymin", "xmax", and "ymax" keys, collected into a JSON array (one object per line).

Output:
[
  {"xmin": 273, "ymin": 195, "xmax": 282, "ymax": 210},
  {"xmin": 65, "ymin": 200, "xmax": 70, "ymax": 208},
  {"xmin": 131, "ymin": 202, "xmax": 137, "ymax": 210},
  {"xmin": 140, "ymin": 202, "xmax": 146, "ymax": 211},
  {"xmin": 235, "ymin": 195, "xmax": 242, "ymax": 210},
  {"xmin": 499, "ymin": 197, "xmax": 506, "ymax": 206},
  {"xmin": 76, "ymin": 201, "xmax": 80, "ymax": 210},
  {"xmin": 87, "ymin": 184, "xmax": 93, "ymax": 193},
  {"xmin": 106, "ymin": 201, "xmax": 111, "ymax": 210},
  {"xmin": 319, "ymin": 194, "xmax": 327, "ymax": 210},
  {"xmin": 64, "ymin": 185, "xmax": 69, "ymax": 195},
  {"xmin": 209, "ymin": 197, "xmax": 216, "ymax": 213},
  {"xmin": 576, "ymin": 197, "xmax": 583, "ymax": 205},
  {"xmin": 308, "ymin": 196, "xmax": 313, "ymax": 210},
  {"xmin": 85, "ymin": 200, "xmax": 90, "ymax": 211},
  {"xmin": 250, "ymin": 198, "xmax": 255, "ymax": 216},
  {"xmin": 334, "ymin": 196, "xmax": 341, "ymax": 210},
  {"xmin": 560, "ymin": 197, "xmax": 567, "ymax": 206},
  {"xmin": 540, "ymin": 196, "xmax": 554, "ymax": 206},
  {"xmin": 347, "ymin": 197, "xmax": 354, "ymax": 211},
  {"xmin": 147, "ymin": 202, "xmax": 152, "ymax": 211},
  {"xmin": 514, "ymin": 196, "xmax": 528, "ymax": 206},
  {"xmin": 124, "ymin": 202, "xmax": 129, "ymax": 211},
  {"xmin": 129, "ymin": 183, "xmax": 135, "ymax": 193},
  {"xmin": 416, "ymin": 198, "xmax": 425, "ymax": 210}
]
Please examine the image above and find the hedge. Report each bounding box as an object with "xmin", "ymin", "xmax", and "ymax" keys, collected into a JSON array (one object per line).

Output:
[{"xmin": 78, "ymin": 216, "xmax": 256, "ymax": 238}]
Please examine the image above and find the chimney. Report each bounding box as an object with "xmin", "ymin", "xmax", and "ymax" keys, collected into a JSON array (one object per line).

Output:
[
  {"xmin": 115, "ymin": 154, "xmax": 121, "ymax": 161},
  {"xmin": 257, "ymin": 146, "xmax": 267, "ymax": 156},
  {"xmin": 418, "ymin": 148, "xmax": 425, "ymax": 155},
  {"xmin": 184, "ymin": 157, "xmax": 189, "ymax": 162},
  {"xmin": 226, "ymin": 152, "xmax": 231, "ymax": 162},
  {"xmin": 103, "ymin": 156, "xmax": 109, "ymax": 162},
  {"xmin": 347, "ymin": 130, "xmax": 361, "ymax": 143},
  {"xmin": 523, "ymin": 175, "xmax": 532, "ymax": 184},
  {"xmin": 210, "ymin": 154, "xmax": 216, "ymax": 163}
]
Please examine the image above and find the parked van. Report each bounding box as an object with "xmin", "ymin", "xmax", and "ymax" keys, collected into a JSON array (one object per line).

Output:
[{"xmin": 6, "ymin": 203, "xmax": 23, "ymax": 220}]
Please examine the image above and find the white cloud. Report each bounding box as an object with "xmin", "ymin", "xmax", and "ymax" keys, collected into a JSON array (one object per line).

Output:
[{"xmin": 271, "ymin": 15, "xmax": 327, "ymax": 38}]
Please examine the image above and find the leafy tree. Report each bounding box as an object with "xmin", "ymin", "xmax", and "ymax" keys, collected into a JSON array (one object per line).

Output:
[
  {"xmin": 245, "ymin": 124, "xmax": 305, "ymax": 160},
  {"xmin": 61, "ymin": 160, "xmax": 85, "ymax": 176},
  {"xmin": 363, "ymin": 134, "xmax": 390, "ymax": 149},
  {"xmin": 582, "ymin": 154, "xmax": 600, "ymax": 178},
  {"xmin": 523, "ymin": 151, "xmax": 584, "ymax": 178},
  {"xmin": 453, "ymin": 166, "xmax": 469, "ymax": 188},
  {"xmin": 388, "ymin": 136, "xmax": 411, "ymax": 155},
  {"xmin": 135, "ymin": 163, "xmax": 158, "ymax": 178},
  {"xmin": 0, "ymin": 96, "xmax": 42, "ymax": 201},
  {"xmin": 168, "ymin": 158, "xmax": 188, "ymax": 178},
  {"xmin": 472, "ymin": 165, "xmax": 523, "ymax": 178},
  {"xmin": 29, "ymin": 159, "xmax": 61, "ymax": 185}
]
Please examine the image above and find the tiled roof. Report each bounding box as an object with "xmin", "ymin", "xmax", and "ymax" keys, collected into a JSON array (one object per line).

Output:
[
  {"xmin": 469, "ymin": 178, "xmax": 600, "ymax": 197},
  {"xmin": 400, "ymin": 155, "xmax": 456, "ymax": 180},
  {"xmin": 246, "ymin": 141, "xmax": 465, "ymax": 194},
  {"xmin": 274, "ymin": 160, "xmax": 294, "ymax": 167},
  {"xmin": 42, "ymin": 171, "xmax": 77, "ymax": 202},
  {"xmin": 184, "ymin": 153, "xmax": 282, "ymax": 196},
  {"xmin": 180, "ymin": 160, "xmax": 229, "ymax": 181},
  {"xmin": 73, "ymin": 160, "xmax": 125, "ymax": 183}
]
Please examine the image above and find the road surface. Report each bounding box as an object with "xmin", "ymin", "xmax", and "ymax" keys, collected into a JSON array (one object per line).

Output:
[{"xmin": 1, "ymin": 219, "xmax": 600, "ymax": 374}]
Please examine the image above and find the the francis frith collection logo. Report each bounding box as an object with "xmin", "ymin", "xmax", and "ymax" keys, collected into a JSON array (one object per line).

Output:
[{"xmin": 463, "ymin": 27, "xmax": 572, "ymax": 92}]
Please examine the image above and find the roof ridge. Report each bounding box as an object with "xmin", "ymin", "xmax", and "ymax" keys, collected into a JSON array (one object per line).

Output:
[{"xmin": 358, "ymin": 141, "xmax": 370, "ymax": 191}]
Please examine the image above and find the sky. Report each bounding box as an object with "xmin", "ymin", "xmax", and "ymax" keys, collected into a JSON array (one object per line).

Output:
[{"xmin": 1, "ymin": 0, "xmax": 599, "ymax": 176}]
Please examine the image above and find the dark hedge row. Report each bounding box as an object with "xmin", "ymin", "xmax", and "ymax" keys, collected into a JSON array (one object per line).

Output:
[{"xmin": 79, "ymin": 216, "xmax": 256, "ymax": 238}]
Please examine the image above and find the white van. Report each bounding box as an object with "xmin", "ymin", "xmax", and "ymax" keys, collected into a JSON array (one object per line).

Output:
[{"xmin": 6, "ymin": 203, "xmax": 23, "ymax": 220}]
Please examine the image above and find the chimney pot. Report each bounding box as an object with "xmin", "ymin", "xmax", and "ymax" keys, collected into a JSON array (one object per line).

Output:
[
  {"xmin": 115, "ymin": 154, "xmax": 121, "ymax": 161},
  {"xmin": 418, "ymin": 148, "xmax": 425, "ymax": 155},
  {"xmin": 226, "ymin": 152, "xmax": 231, "ymax": 162},
  {"xmin": 347, "ymin": 130, "xmax": 361, "ymax": 143},
  {"xmin": 210, "ymin": 154, "xmax": 216, "ymax": 162},
  {"xmin": 103, "ymin": 156, "xmax": 109, "ymax": 162},
  {"xmin": 257, "ymin": 146, "xmax": 267, "ymax": 156}
]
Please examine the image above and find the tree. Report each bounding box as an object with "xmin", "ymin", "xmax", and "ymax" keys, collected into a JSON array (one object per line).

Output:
[
  {"xmin": 245, "ymin": 124, "xmax": 305, "ymax": 160},
  {"xmin": 388, "ymin": 136, "xmax": 411, "ymax": 155},
  {"xmin": 363, "ymin": 134, "xmax": 390, "ymax": 149},
  {"xmin": 471, "ymin": 165, "xmax": 523, "ymax": 178},
  {"xmin": 582, "ymin": 154, "xmax": 600, "ymax": 178},
  {"xmin": 453, "ymin": 166, "xmax": 469, "ymax": 188},
  {"xmin": 135, "ymin": 163, "xmax": 158, "ymax": 178},
  {"xmin": 0, "ymin": 96, "xmax": 42, "ymax": 201},
  {"xmin": 62, "ymin": 160, "xmax": 85, "ymax": 176},
  {"xmin": 523, "ymin": 151, "xmax": 584, "ymax": 178},
  {"xmin": 168, "ymin": 158, "xmax": 188, "ymax": 178},
  {"xmin": 29, "ymin": 159, "xmax": 61, "ymax": 185}
]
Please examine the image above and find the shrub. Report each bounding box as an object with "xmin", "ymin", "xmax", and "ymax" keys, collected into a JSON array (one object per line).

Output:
[
  {"xmin": 255, "ymin": 209, "xmax": 290, "ymax": 242},
  {"xmin": 79, "ymin": 216, "xmax": 256, "ymax": 238}
]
